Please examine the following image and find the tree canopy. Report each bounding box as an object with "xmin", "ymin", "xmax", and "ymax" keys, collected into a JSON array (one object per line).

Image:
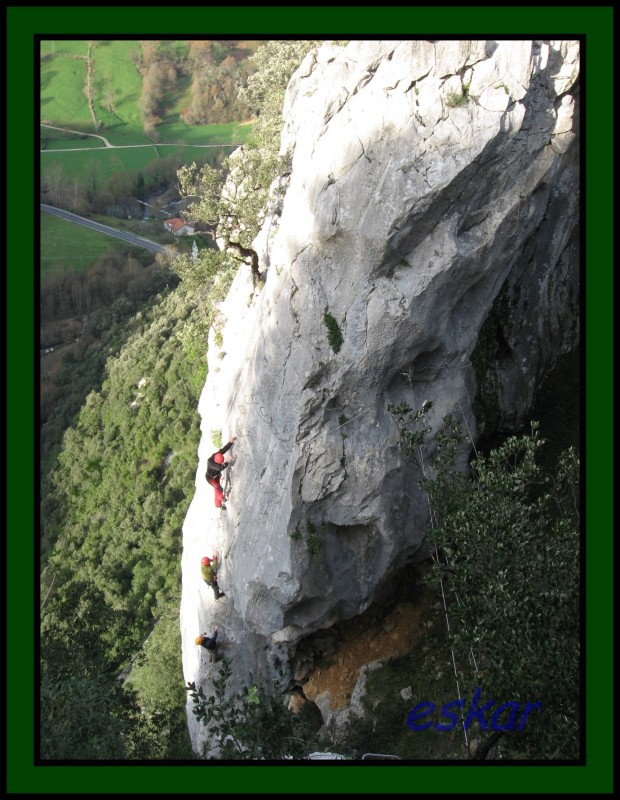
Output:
[
  {"xmin": 40, "ymin": 289, "xmax": 204, "ymax": 758},
  {"xmin": 389, "ymin": 405, "xmax": 581, "ymax": 759}
]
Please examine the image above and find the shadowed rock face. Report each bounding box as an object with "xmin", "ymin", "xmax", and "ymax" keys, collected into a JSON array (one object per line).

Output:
[{"xmin": 181, "ymin": 40, "xmax": 579, "ymax": 752}]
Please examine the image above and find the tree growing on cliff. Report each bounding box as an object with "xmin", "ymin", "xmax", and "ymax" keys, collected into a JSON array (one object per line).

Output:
[
  {"xmin": 390, "ymin": 405, "xmax": 581, "ymax": 759},
  {"xmin": 177, "ymin": 157, "xmax": 264, "ymax": 282},
  {"xmin": 175, "ymin": 41, "xmax": 323, "ymax": 285}
]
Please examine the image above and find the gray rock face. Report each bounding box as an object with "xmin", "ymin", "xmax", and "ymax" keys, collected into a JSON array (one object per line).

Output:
[{"xmin": 181, "ymin": 39, "xmax": 579, "ymax": 753}]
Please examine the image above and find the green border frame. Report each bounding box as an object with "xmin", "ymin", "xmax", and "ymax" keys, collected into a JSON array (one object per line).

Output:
[{"xmin": 6, "ymin": 4, "xmax": 613, "ymax": 795}]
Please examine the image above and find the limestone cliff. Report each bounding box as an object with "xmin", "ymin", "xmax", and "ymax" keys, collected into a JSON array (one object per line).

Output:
[{"xmin": 180, "ymin": 39, "xmax": 579, "ymax": 754}]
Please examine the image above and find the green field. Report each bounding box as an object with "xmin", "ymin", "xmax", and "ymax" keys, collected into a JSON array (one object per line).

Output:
[
  {"xmin": 155, "ymin": 121, "xmax": 252, "ymax": 146},
  {"xmin": 40, "ymin": 214, "xmax": 142, "ymax": 276},
  {"xmin": 40, "ymin": 40, "xmax": 254, "ymax": 146},
  {"xmin": 41, "ymin": 40, "xmax": 144, "ymax": 137},
  {"xmin": 40, "ymin": 40, "xmax": 91, "ymax": 57},
  {"xmin": 41, "ymin": 138, "xmax": 246, "ymax": 187},
  {"xmin": 42, "ymin": 146, "xmax": 164, "ymax": 182},
  {"xmin": 41, "ymin": 50, "xmax": 92, "ymax": 129},
  {"xmin": 41, "ymin": 131, "xmax": 107, "ymax": 150},
  {"xmin": 40, "ymin": 41, "xmax": 255, "ymax": 277},
  {"xmin": 88, "ymin": 40, "xmax": 146, "ymax": 136}
]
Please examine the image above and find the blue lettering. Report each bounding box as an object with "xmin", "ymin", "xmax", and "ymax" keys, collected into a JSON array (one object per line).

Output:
[
  {"xmin": 463, "ymin": 686, "xmax": 495, "ymax": 731},
  {"xmin": 407, "ymin": 692, "xmax": 542, "ymax": 734},
  {"xmin": 435, "ymin": 699, "xmax": 465, "ymax": 731},
  {"xmin": 491, "ymin": 701, "xmax": 521, "ymax": 732},
  {"xmin": 517, "ymin": 701, "xmax": 542, "ymax": 731},
  {"xmin": 407, "ymin": 701, "xmax": 435, "ymax": 731}
]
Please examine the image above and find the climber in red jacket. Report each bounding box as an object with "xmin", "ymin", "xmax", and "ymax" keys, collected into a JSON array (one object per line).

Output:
[{"xmin": 206, "ymin": 436, "xmax": 237, "ymax": 509}]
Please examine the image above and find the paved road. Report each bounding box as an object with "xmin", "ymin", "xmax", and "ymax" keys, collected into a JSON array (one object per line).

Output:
[{"xmin": 41, "ymin": 203, "xmax": 169, "ymax": 254}]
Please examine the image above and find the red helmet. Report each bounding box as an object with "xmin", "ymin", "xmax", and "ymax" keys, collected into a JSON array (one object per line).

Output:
[
  {"xmin": 213, "ymin": 453, "xmax": 224, "ymax": 464},
  {"xmin": 201, "ymin": 557, "xmax": 211, "ymax": 565}
]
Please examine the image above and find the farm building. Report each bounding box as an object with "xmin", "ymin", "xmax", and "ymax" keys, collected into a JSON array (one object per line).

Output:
[{"xmin": 163, "ymin": 218, "xmax": 195, "ymax": 235}]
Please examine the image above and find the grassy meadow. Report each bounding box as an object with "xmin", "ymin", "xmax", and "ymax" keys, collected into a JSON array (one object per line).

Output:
[
  {"xmin": 41, "ymin": 40, "xmax": 145, "ymax": 137},
  {"xmin": 40, "ymin": 40, "xmax": 255, "ymax": 279},
  {"xmin": 87, "ymin": 40, "xmax": 146, "ymax": 136},
  {"xmin": 41, "ymin": 134, "xmax": 107, "ymax": 150},
  {"xmin": 41, "ymin": 214, "xmax": 141, "ymax": 276},
  {"xmin": 40, "ymin": 40, "xmax": 254, "ymax": 146},
  {"xmin": 40, "ymin": 38, "xmax": 254, "ymax": 196},
  {"xmin": 43, "ymin": 145, "xmax": 169, "ymax": 183},
  {"xmin": 41, "ymin": 139, "xmax": 245, "ymax": 193}
]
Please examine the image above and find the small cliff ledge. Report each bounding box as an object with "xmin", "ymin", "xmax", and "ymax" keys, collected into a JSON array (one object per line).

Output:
[{"xmin": 180, "ymin": 40, "xmax": 579, "ymax": 754}]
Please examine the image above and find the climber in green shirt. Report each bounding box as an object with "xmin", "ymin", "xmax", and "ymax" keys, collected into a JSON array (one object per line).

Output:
[{"xmin": 201, "ymin": 555, "xmax": 224, "ymax": 599}]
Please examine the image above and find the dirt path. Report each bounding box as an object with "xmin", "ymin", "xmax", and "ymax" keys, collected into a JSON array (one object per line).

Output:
[
  {"xmin": 40, "ymin": 123, "xmax": 242, "ymax": 152},
  {"xmin": 41, "ymin": 123, "xmax": 112, "ymax": 147}
]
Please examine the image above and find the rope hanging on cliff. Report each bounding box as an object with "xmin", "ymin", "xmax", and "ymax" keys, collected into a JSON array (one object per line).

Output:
[
  {"xmin": 238, "ymin": 393, "xmax": 291, "ymax": 445},
  {"xmin": 422, "ymin": 447, "xmax": 499, "ymax": 758},
  {"xmin": 457, "ymin": 403, "xmax": 478, "ymax": 459},
  {"xmin": 418, "ymin": 444, "xmax": 471, "ymax": 751},
  {"xmin": 406, "ymin": 373, "xmax": 503, "ymax": 758},
  {"xmin": 406, "ymin": 364, "xmax": 470, "ymax": 745},
  {"xmin": 223, "ymin": 445, "xmax": 234, "ymax": 497}
]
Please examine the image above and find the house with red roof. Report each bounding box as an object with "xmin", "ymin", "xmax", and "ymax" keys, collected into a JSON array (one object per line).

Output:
[{"xmin": 163, "ymin": 217, "xmax": 195, "ymax": 235}]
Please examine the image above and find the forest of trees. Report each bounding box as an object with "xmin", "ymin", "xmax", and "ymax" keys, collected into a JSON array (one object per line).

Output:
[
  {"xmin": 129, "ymin": 40, "xmax": 256, "ymax": 138},
  {"xmin": 134, "ymin": 40, "xmax": 183, "ymax": 140},
  {"xmin": 41, "ymin": 250, "xmax": 171, "ymax": 323},
  {"xmin": 180, "ymin": 40, "xmax": 255, "ymax": 126},
  {"xmin": 40, "ymin": 287, "xmax": 206, "ymax": 758},
  {"xmin": 40, "ymin": 154, "xmax": 190, "ymax": 216}
]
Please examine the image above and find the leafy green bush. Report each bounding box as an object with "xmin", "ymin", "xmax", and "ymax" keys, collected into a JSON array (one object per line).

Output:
[
  {"xmin": 323, "ymin": 307, "xmax": 344, "ymax": 353},
  {"xmin": 187, "ymin": 658, "xmax": 321, "ymax": 759},
  {"xmin": 290, "ymin": 521, "xmax": 325, "ymax": 557},
  {"xmin": 390, "ymin": 403, "xmax": 581, "ymax": 759},
  {"xmin": 446, "ymin": 82, "xmax": 470, "ymax": 108}
]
